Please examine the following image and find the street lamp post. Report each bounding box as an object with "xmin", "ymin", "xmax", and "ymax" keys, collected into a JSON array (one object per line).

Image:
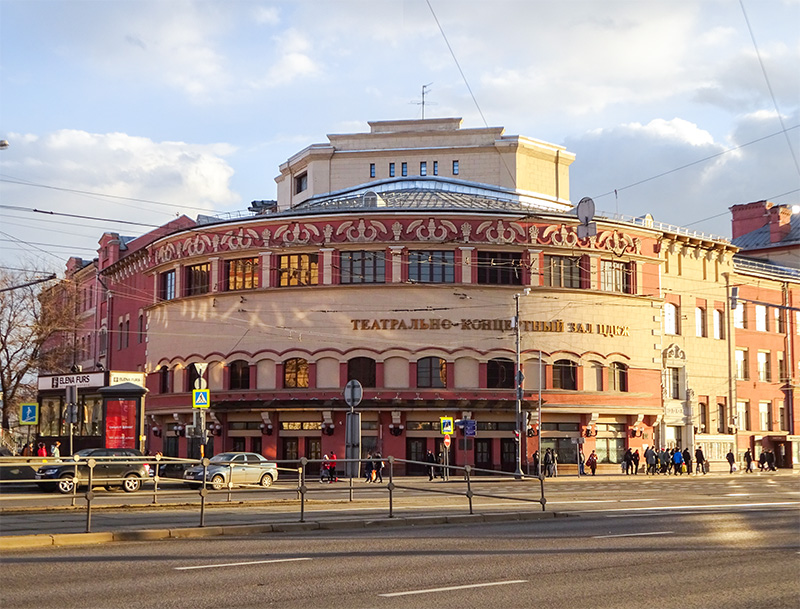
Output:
[{"xmin": 514, "ymin": 288, "xmax": 530, "ymax": 479}]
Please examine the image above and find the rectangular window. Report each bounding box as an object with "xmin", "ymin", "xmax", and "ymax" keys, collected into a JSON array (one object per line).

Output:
[
  {"xmin": 773, "ymin": 307, "xmax": 784, "ymax": 333},
  {"xmin": 695, "ymin": 307, "xmax": 707, "ymax": 337},
  {"xmin": 389, "ymin": 162, "xmax": 395, "ymax": 178},
  {"xmin": 408, "ymin": 250, "xmax": 455, "ymax": 283},
  {"xmin": 160, "ymin": 270, "xmax": 176, "ymax": 301},
  {"xmin": 735, "ymin": 349, "xmax": 748, "ymax": 380},
  {"xmin": 737, "ymin": 401, "xmax": 749, "ymax": 431},
  {"xmin": 137, "ymin": 315, "xmax": 144, "ymax": 343},
  {"xmin": 452, "ymin": 160, "xmax": 459, "ymax": 175},
  {"xmin": 477, "ymin": 251, "xmax": 523, "ymax": 285},
  {"xmin": 420, "ymin": 161, "xmax": 427, "ymax": 176},
  {"xmin": 778, "ymin": 351, "xmax": 787, "ymax": 380},
  {"xmin": 759, "ymin": 402, "xmax": 770, "ymax": 431},
  {"xmin": 118, "ymin": 322, "xmax": 123, "ymax": 351},
  {"xmin": 668, "ymin": 367, "xmax": 681, "ymax": 399},
  {"xmin": 778, "ymin": 400, "xmax": 786, "ymax": 430},
  {"xmin": 369, "ymin": 163, "xmax": 376, "ymax": 178},
  {"xmin": 757, "ymin": 351, "xmax": 770, "ymax": 382},
  {"xmin": 713, "ymin": 309, "xmax": 724, "ymax": 339},
  {"xmin": 226, "ymin": 257, "xmax": 260, "ymax": 291},
  {"xmin": 340, "ymin": 251, "xmax": 386, "ymax": 284},
  {"xmin": 401, "ymin": 162, "xmax": 408, "ymax": 177},
  {"xmin": 600, "ymin": 260, "xmax": 632, "ymax": 293},
  {"xmin": 294, "ymin": 172, "xmax": 308, "ymax": 194},
  {"xmin": 186, "ymin": 263, "xmax": 210, "ymax": 296},
  {"xmin": 278, "ymin": 254, "xmax": 319, "ymax": 287},
  {"xmin": 124, "ymin": 320, "xmax": 129, "ymax": 348},
  {"xmin": 543, "ymin": 255, "xmax": 581, "ymax": 289},
  {"xmin": 755, "ymin": 304, "xmax": 768, "ymax": 331},
  {"xmin": 734, "ymin": 304, "xmax": 746, "ymax": 329},
  {"xmin": 664, "ymin": 303, "xmax": 679, "ymax": 335},
  {"xmin": 433, "ymin": 161, "xmax": 438, "ymax": 175}
]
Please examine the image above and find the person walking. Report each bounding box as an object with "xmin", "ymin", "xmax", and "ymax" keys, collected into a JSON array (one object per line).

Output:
[
  {"xmin": 51, "ymin": 441, "xmax": 61, "ymax": 459},
  {"xmin": 726, "ymin": 449, "xmax": 736, "ymax": 473},
  {"xmin": 623, "ymin": 448, "xmax": 633, "ymax": 475},
  {"xmin": 543, "ymin": 448, "xmax": 554, "ymax": 478},
  {"xmin": 373, "ymin": 452, "xmax": 383, "ymax": 483},
  {"xmin": 532, "ymin": 450, "xmax": 540, "ymax": 477},
  {"xmin": 425, "ymin": 449, "xmax": 437, "ymax": 481},
  {"xmin": 682, "ymin": 448, "xmax": 693, "ymax": 476},
  {"xmin": 632, "ymin": 449, "xmax": 640, "ymax": 475},
  {"xmin": 578, "ymin": 449, "xmax": 586, "ymax": 476},
  {"xmin": 22, "ymin": 442, "xmax": 33, "ymax": 456},
  {"xmin": 552, "ymin": 450, "xmax": 559, "ymax": 477},
  {"xmin": 363, "ymin": 452, "xmax": 373, "ymax": 482},
  {"xmin": 320, "ymin": 454, "xmax": 330, "ymax": 483},
  {"xmin": 758, "ymin": 450, "xmax": 767, "ymax": 472},
  {"xmin": 586, "ymin": 450, "xmax": 598, "ymax": 476},
  {"xmin": 744, "ymin": 448, "xmax": 753, "ymax": 473},
  {"xmin": 36, "ymin": 442, "xmax": 47, "ymax": 457},
  {"xmin": 695, "ymin": 446, "xmax": 706, "ymax": 474},
  {"xmin": 329, "ymin": 451, "xmax": 338, "ymax": 482},
  {"xmin": 672, "ymin": 448, "xmax": 684, "ymax": 475},
  {"xmin": 644, "ymin": 446, "xmax": 656, "ymax": 475}
]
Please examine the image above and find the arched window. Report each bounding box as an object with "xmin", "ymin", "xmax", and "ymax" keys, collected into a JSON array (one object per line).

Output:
[
  {"xmin": 159, "ymin": 366, "xmax": 170, "ymax": 394},
  {"xmin": 552, "ymin": 359, "xmax": 577, "ymax": 390},
  {"xmin": 609, "ymin": 362, "xmax": 628, "ymax": 392},
  {"xmin": 487, "ymin": 358, "xmax": 515, "ymax": 389},
  {"xmin": 664, "ymin": 302, "xmax": 679, "ymax": 335},
  {"xmin": 283, "ymin": 358, "xmax": 309, "ymax": 388},
  {"xmin": 417, "ymin": 357, "xmax": 447, "ymax": 388},
  {"xmin": 348, "ymin": 357, "xmax": 376, "ymax": 387},
  {"xmin": 229, "ymin": 360, "xmax": 251, "ymax": 390}
]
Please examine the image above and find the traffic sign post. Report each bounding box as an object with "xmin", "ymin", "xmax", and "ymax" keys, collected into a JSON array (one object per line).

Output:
[
  {"xmin": 20, "ymin": 403, "xmax": 38, "ymax": 425},
  {"xmin": 439, "ymin": 416, "xmax": 454, "ymax": 435},
  {"xmin": 344, "ymin": 380, "xmax": 363, "ymax": 478},
  {"xmin": 192, "ymin": 389, "xmax": 210, "ymax": 458}
]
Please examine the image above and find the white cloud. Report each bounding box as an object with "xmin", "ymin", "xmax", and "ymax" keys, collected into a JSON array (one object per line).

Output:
[{"xmin": 254, "ymin": 6, "xmax": 280, "ymax": 26}]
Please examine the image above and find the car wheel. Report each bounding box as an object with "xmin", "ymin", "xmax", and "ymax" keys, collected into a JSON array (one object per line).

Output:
[
  {"xmin": 259, "ymin": 473, "xmax": 273, "ymax": 488},
  {"xmin": 122, "ymin": 474, "xmax": 141, "ymax": 492},
  {"xmin": 210, "ymin": 474, "xmax": 225, "ymax": 490},
  {"xmin": 57, "ymin": 476, "xmax": 76, "ymax": 494}
]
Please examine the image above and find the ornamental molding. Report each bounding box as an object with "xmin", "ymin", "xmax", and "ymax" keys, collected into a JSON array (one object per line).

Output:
[
  {"xmin": 663, "ymin": 343, "xmax": 686, "ymax": 361},
  {"xmin": 476, "ymin": 219, "xmax": 525, "ymax": 244},
  {"xmin": 406, "ymin": 217, "xmax": 458, "ymax": 241},
  {"xmin": 336, "ymin": 219, "xmax": 388, "ymax": 243}
]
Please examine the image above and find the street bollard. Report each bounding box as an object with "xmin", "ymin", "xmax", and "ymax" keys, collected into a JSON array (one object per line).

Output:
[
  {"xmin": 199, "ymin": 458, "xmax": 209, "ymax": 527},
  {"xmin": 465, "ymin": 465, "xmax": 474, "ymax": 515},
  {"xmin": 85, "ymin": 459, "xmax": 95, "ymax": 533},
  {"xmin": 387, "ymin": 456, "xmax": 394, "ymax": 518},
  {"xmin": 298, "ymin": 460, "xmax": 307, "ymax": 523}
]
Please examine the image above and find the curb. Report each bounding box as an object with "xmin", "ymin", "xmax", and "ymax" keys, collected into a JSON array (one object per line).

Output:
[{"xmin": 0, "ymin": 509, "xmax": 567, "ymax": 551}]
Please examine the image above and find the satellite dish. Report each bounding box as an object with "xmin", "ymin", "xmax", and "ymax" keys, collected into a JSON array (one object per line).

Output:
[{"xmin": 576, "ymin": 197, "xmax": 595, "ymax": 224}]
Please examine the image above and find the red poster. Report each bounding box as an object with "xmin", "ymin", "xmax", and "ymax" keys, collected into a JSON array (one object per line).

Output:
[{"xmin": 105, "ymin": 399, "xmax": 137, "ymax": 448}]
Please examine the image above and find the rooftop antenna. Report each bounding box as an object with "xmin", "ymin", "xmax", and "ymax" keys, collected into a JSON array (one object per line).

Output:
[{"xmin": 411, "ymin": 83, "xmax": 436, "ymax": 119}]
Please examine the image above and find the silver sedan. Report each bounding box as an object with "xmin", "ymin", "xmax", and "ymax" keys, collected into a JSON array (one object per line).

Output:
[{"xmin": 183, "ymin": 452, "xmax": 278, "ymax": 490}]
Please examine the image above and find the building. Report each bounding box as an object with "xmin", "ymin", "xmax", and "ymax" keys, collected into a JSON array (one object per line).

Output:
[{"xmin": 35, "ymin": 119, "xmax": 799, "ymax": 473}]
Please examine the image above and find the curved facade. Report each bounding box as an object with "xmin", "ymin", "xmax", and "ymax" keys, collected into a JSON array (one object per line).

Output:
[{"xmin": 43, "ymin": 118, "xmax": 800, "ymax": 473}]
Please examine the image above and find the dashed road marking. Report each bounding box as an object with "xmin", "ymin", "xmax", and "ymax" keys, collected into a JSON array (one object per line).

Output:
[
  {"xmin": 379, "ymin": 580, "xmax": 527, "ymax": 597},
  {"xmin": 175, "ymin": 557, "xmax": 310, "ymax": 570}
]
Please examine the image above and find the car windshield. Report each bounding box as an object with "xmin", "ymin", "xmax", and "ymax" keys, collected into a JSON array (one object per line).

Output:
[
  {"xmin": 74, "ymin": 448, "xmax": 98, "ymax": 457},
  {"xmin": 209, "ymin": 453, "xmax": 240, "ymax": 463}
]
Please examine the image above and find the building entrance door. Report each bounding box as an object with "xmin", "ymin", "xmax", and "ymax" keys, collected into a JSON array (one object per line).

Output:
[
  {"xmin": 306, "ymin": 437, "xmax": 321, "ymax": 475},
  {"xmin": 475, "ymin": 438, "xmax": 492, "ymax": 472},
  {"xmin": 405, "ymin": 438, "xmax": 426, "ymax": 475},
  {"xmin": 500, "ymin": 438, "xmax": 516, "ymax": 472}
]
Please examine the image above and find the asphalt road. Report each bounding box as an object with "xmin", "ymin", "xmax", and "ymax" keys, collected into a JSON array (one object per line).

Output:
[
  {"xmin": 1, "ymin": 472, "xmax": 798, "ymax": 537},
  {"xmin": 2, "ymin": 506, "xmax": 798, "ymax": 609}
]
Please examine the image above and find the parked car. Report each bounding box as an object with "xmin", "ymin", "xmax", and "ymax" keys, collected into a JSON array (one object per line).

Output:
[
  {"xmin": 35, "ymin": 448, "xmax": 151, "ymax": 494},
  {"xmin": 183, "ymin": 452, "xmax": 278, "ymax": 490}
]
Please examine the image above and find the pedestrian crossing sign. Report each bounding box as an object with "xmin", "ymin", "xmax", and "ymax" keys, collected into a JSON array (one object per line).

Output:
[
  {"xmin": 440, "ymin": 416, "xmax": 454, "ymax": 435},
  {"xmin": 20, "ymin": 403, "xmax": 38, "ymax": 425},
  {"xmin": 192, "ymin": 389, "xmax": 210, "ymax": 409}
]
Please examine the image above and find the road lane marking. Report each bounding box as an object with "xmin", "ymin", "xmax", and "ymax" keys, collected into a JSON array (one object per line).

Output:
[
  {"xmin": 175, "ymin": 557, "xmax": 310, "ymax": 570},
  {"xmin": 379, "ymin": 580, "xmax": 527, "ymax": 597},
  {"xmin": 593, "ymin": 531, "xmax": 673, "ymax": 539},
  {"xmin": 573, "ymin": 501, "xmax": 799, "ymax": 515}
]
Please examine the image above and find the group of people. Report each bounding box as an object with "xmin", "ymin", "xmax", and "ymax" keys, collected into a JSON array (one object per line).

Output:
[
  {"xmin": 530, "ymin": 448, "xmax": 559, "ymax": 477},
  {"xmin": 639, "ymin": 446, "xmax": 707, "ymax": 475},
  {"xmin": 20, "ymin": 441, "xmax": 60, "ymax": 458},
  {"xmin": 320, "ymin": 451, "xmax": 338, "ymax": 483},
  {"xmin": 363, "ymin": 452, "xmax": 384, "ymax": 483},
  {"xmin": 735, "ymin": 448, "xmax": 778, "ymax": 473}
]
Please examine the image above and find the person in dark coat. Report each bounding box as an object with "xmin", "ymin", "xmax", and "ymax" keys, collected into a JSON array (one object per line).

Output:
[
  {"xmin": 672, "ymin": 449, "xmax": 684, "ymax": 475},
  {"xmin": 586, "ymin": 450, "xmax": 598, "ymax": 476},
  {"xmin": 695, "ymin": 447, "xmax": 706, "ymax": 474},
  {"xmin": 726, "ymin": 449, "xmax": 736, "ymax": 473},
  {"xmin": 744, "ymin": 449, "xmax": 753, "ymax": 473},
  {"xmin": 543, "ymin": 448, "xmax": 554, "ymax": 477},
  {"xmin": 623, "ymin": 448, "xmax": 633, "ymax": 475},
  {"xmin": 682, "ymin": 448, "xmax": 692, "ymax": 475},
  {"xmin": 632, "ymin": 449, "xmax": 640, "ymax": 475},
  {"xmin": 532, "ymin": 450, "xmax": 540, "ymax": 477},
  {"xmin": 425, "ymin": 450, "xmax": 437, "ymax": 480}
]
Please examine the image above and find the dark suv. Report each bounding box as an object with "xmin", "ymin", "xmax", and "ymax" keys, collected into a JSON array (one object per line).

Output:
[{"xmin": 35, "ymin": 448, "xmax": 151, "ymax": 494}]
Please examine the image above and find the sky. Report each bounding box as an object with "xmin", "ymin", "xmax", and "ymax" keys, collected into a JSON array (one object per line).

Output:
[{"xmin": 1, "ymin": 0, "xmax": 798, "ymax": 274}]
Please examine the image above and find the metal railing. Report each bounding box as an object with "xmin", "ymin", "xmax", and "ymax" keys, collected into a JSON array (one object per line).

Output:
[{"xmin": 0, "ymin": 454, "xmax": 547, "ymax": 534}]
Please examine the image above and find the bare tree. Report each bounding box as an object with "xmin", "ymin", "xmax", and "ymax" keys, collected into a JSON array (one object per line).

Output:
[{"xmin": 0, "ymin": 268, "xmax": 76, "ymax": 432}]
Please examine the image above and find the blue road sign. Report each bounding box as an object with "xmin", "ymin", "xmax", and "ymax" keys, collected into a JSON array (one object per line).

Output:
[
  {"xmin": 464, "ymin": 419, "xmax": 477, "ymax": 437},
  {"xmin": 192, "ymin": 389, "xmax": 210, "ymax": 409},
  {"xmin": 20, "ymin": 403, "xmax": 38, "ymax": 425}
]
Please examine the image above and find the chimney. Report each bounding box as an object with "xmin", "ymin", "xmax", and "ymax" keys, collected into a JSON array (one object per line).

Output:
[
  {"xmin": 769, "ymin": 205, "xmax": 793, "ymax": 243},
  {"xmin": 730, "ymin": 200, "xmax": 772, "ymax": 239}
]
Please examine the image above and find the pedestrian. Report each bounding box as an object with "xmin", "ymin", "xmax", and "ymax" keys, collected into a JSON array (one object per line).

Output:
[
  {"xmin": 552, "ymin": 450, "xmax": 559, "ymax": 477},
  {"xmin": 320, "ymin": 454, "xmax": 330, "ymax": 483},
  {"xmin": 644, "ymin": 446, "xmax": 656, "ymax": 475},
  {"xmin": 766, "ymin": 449, "xmax": 776, "ymax": 471},
  {"xmin": 21, "ymin": 442, "xmax": 33, "ymax": 456},
  {"xmin": 543, "ymin": 448, "xmax": 554, "ymax": 477},
  {"xmin": 632, "ymin": 449, "xmax": 640, "ymax": 475},
  {"xmin": 425, "ymin": 450, "xmax": 436, "ymax": 480},
  {"xmin": 51, "ymin": 441, "xmax": 61, "ymax": 459},
  {"xmin": 682, "ymin": 448, "xmax": 693, "ymax": 475},
  {"xmin": 363, "ymin": 452, "xmax": 372, "ymax": 482},
  {"xmin": 660, "ymin": 447, "xmax": 671, "ymax": 474},
  {"xmin": 695, "ymin": 446, "xmax": 706, "ymax": 474},
  {"xmin": 726, "ymin": 449, "xmax": 736, "ymax": 473},
  {"xmin": 758, "ymin": 450, "xmax": 767, "ymax": 472},
  {"xmin": 586, "ymin": 450, "xmax": 598, "ymax": 476},
  {"xmin": 579, "ymin": 449, "xmax": 585, "ymax": 476},
  {"xmin": 672, "ymin": 448, "xmax": 684, "ymax": 475},
  {"xmin": 329, "ymin": 451, "xmax": 338, "ymax": 482},
  {"xmin": 36, "ymin": 442, "xmax": 47, "ymax": 457},
  {"xmin": 744, "ymin": 449, "xmax": 753, "ymax": 473},
  {"xmin": 532, "ymin": 450, "xmax": 540, "ymax": 477},
  {"xmin": 373, "ymin": 452, "xmax": 383, "ymax": 483},
  {"xmin": 623, "ymin": 448, "xmax": 633, "ymax": 475}
]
